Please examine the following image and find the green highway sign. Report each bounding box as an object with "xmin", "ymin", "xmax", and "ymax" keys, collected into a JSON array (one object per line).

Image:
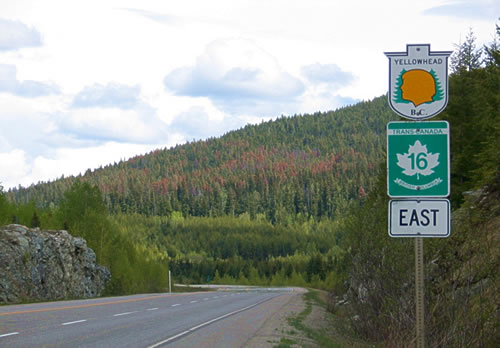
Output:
[{"xmin": 387, "ymin": 121, "xmax": 450, "ymax": 197}]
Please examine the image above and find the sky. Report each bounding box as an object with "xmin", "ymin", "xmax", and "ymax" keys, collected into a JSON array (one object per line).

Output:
[{"xmin": 0, "ymin": 0, "xmax": 498, "ymax": 190}]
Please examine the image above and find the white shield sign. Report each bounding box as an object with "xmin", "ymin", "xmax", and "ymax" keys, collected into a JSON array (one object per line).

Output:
[{"xmin": 385, "ymin": 44, "xmax": 452, "ymax": 120}]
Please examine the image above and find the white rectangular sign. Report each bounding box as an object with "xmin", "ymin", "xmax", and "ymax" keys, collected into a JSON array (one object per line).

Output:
[{"xmin": 389, "ymin": 199, "xmax": 450, "ymax": 237}]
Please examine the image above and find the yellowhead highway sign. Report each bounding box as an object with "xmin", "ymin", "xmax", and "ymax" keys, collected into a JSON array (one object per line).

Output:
[{"xmin": 385, "ymin": 44, "xmax": 452, "ymax": 120}]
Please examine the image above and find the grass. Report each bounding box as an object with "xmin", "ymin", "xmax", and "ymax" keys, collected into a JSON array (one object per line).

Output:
[
  {"xmin": 285, "ymin": 288, "xmax": 376, "ymax": 348},
  {"xmin": 274, "ymin": 337, "xmax": 298, "ymax": 347},
  {"xmin": 287, "ymin": 289, "xmax": 343, "ymax": 348}
]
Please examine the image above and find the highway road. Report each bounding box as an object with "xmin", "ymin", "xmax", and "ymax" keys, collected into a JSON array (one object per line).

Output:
[{"xmin": 0, "ymin": 287, "xmax": 295, "ymax": 347}]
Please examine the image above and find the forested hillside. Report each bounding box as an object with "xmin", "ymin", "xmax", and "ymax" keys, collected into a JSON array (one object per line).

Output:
[
  {"xmin": 3, "ymin": 91, "xmax": 397, "ymax": 293},
  {"xmin": 1, "ymin": 87, "xmax": 398, "ymax": 295},
  {"xmin": 7, "ymin": 96, "xmax": 394, "ymax": 222}
]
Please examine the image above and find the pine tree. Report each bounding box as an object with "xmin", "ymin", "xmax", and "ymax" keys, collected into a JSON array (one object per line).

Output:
[
  {"xmin": 30, "ymin": 211, "xmax": 41, "ymax": 228},
  {"xmin": 483, "ymin": 22, "xmax": 500, "ymax": 66},
  {"xmin": 451, "ymin": 28, "xmax": 483, "ymax": 73}
]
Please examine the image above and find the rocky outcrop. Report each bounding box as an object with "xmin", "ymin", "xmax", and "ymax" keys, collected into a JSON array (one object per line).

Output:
[{"xmin": 0, "ymin": 224, "xmax": 110, "ymax": 303}]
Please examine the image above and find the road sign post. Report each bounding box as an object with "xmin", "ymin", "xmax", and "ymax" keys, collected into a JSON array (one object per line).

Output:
[
  {"xmin": 385, "ymin": 44, "xmax": 452, "ymax": 348},
  {"xmin": 415, "ymin": 237, "xmax": 425, "ymax": 348}
]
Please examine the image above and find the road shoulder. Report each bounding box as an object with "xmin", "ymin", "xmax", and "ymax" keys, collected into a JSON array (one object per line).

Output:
[
  {"xmin": 244, "ymin": 287, "xmax": 317, "ymax": 348},
  {"xmin": 245, "ymin": 288, "xmax": 376, "ymax": 348}
]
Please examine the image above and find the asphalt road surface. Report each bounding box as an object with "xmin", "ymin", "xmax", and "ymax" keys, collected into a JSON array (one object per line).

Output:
[{"xmin": 0, "ymin": 287, "xmax": 295, "ymax": 347}]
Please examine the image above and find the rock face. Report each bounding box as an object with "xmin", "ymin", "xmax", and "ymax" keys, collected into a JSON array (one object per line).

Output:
[{"xmin": 0, "ymin": 224, "xmax": 110, "ymax": 304}]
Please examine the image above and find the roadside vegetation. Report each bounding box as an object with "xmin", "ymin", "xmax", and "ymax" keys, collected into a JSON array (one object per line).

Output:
[
  {"xmin": 0, "ymin": 181, "xmax": 170, "ymax": 296},
  {"xmin": 276, "ymin": 289, "xmax": 375, "ymax": 348}
]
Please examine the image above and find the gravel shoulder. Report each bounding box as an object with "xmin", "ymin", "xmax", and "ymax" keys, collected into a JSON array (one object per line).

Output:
[
  {"xmin": 243, "ymin": 287, "xmax": 314, "ymax": 348},
  {"xmin": 244, "ymin": 288, "xmax": 375, "ymax": 348}
]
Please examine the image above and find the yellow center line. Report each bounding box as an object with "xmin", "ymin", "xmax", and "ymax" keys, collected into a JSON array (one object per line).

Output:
[{"xmin": 0, "ymin": 292, "xmax": 206, "ymax": 316}]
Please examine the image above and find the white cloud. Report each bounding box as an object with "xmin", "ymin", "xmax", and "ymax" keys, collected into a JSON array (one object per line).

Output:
[
  {"xmin": 164, "ymin": 38, "xmax": 305, "ymax": 116},
  {"xmin": 0, "ymin": 91, "xmax": 175, "ymax": 189},
  {"xmin": 170, "ymin": 106, "xmax": 247, "ymax": 140},
  {"xmin": 71, "ymin": 83, "xmax": 140, "ymax": 109},
  {"xmin": 298, "ymin": 90, "xmax": 359, "ymax": 115},
  {"xmin": 0, "ymin": 149, "xmax": 30, "ymax": 189},
  {"xmin": 118, "ymin": 8, "xmax": 182, "ymax": 26},
  {"xmin": 0, "ymin": 64, "xmax": 59, "ymax": 97},
  {"xmin": 30, "ymin": 142, "xmax": 175, "ymax": 183},
  {"xmin": 422, "ymin": 0, "xmax": 499, "ymax": 20},
  {"xmin": 301, "ymin": 63, "xmax": 356, "ymax": 90},
  {"xmin": 0, "ymin": 18, "xmax": 42, "ymax": 51},
  {"xmin": 0, "ymin": 141, "xmax": 182, "ymax": 190},
  {"xmin": 0, "ymin": 96, "xmax": 63, "ymax": 159},
  {"xmin": 60, "ymin": 105, "xmax": 170, "ymax": 144}
]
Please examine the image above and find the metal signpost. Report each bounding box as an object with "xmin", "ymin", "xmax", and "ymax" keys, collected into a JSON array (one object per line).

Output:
[
  {"xmin": 385, "ymin": 44, "xmax": 452, "ymax": 348},
  {"xmin": 169, "ymin": 270, "xmax": 172, "ymax": 294},
  {"xmin": 415, "ymin": 237, "xmax": 425, "ymax": 347}
]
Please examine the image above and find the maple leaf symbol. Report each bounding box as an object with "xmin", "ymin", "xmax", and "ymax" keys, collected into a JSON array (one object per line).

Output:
[{"xmin": 396, "ymin": 140, "xmax": 439, "ymax": 180}]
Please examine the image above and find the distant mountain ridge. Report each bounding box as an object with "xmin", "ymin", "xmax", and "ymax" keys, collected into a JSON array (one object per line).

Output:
[{"xmin": 7, "ymin": 95, "xmax": 397, "ymax": 221}]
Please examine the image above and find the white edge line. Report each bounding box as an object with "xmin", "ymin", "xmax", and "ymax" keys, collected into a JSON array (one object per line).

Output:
[
  {"xmin": 113, "ymin": 311, "xmax": 137, "ymax": 317},
  {"xmin": 0, "ymin": 332, "xmax": 19, "ymax": 338},
  {"xmin": 147, "ymin": 297, "xmax": 272, "ymax": 348},
  {"xmin": 152, "ymin": 330, "xmax": 190, "ymax": 345},
  {"xmin": 62, "ymin": 319, "xmax": 87, "ymax": 326}
]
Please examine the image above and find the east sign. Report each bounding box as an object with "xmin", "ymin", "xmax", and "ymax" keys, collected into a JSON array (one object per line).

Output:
[{"xmin": 389, "ymin": 199, "xmax": 450, "ymax": 237}]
